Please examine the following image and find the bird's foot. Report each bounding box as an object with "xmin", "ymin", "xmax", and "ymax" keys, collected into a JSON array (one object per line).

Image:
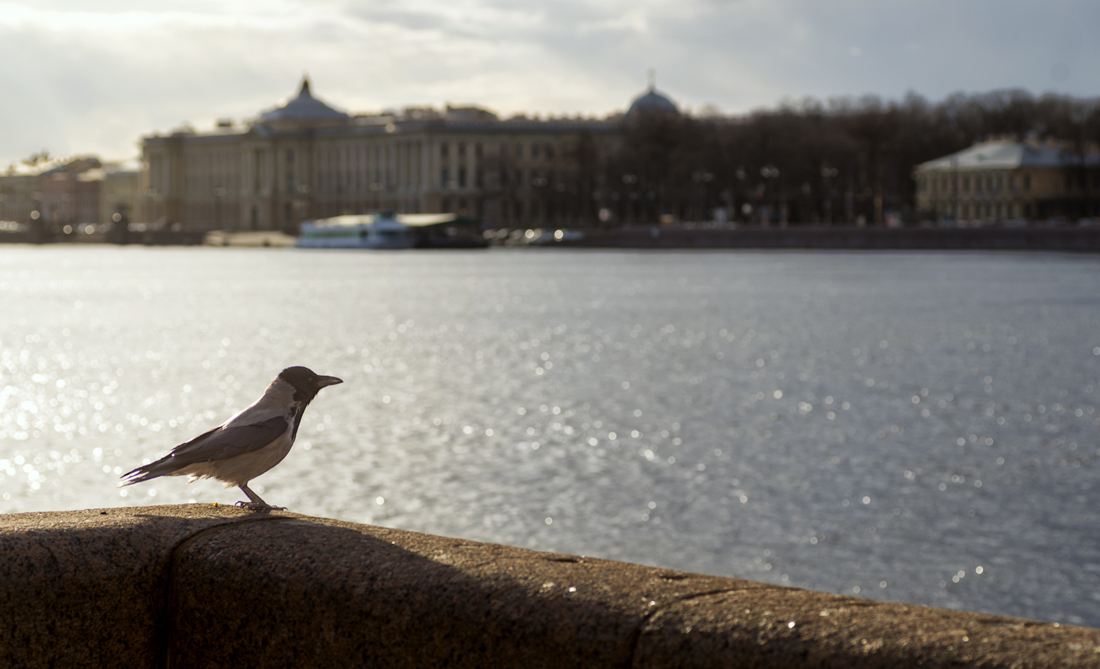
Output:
[{"xmin": 235, "ymin": 501, "xmax": 286, "ymax": 512}]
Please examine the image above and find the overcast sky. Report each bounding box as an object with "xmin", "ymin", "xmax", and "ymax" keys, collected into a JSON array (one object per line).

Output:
[{"xmin": 1, "ymin": 0, "xmax": 1097, "ymax": 166}]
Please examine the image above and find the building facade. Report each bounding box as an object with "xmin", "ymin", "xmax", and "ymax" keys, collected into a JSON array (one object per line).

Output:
[
  {"xmin": 141, "ymin": 78, "xmax": 628, "ymax": 232},
  {"xmin": 914, "ymin": 139, "xmax": 1100, "ymax": 223},
  {"xmin": 0, "ymin": 156, "xmax": 141, "ymax": 233}
]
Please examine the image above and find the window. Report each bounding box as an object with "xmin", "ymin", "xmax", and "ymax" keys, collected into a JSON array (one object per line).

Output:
[
  {"xmin": 475, "ymin": 143, "xmax": 483, "ymax": 159},
  {"xmin": 515, "ymin": 144, "xmax": 522, "ymax": 159},
  {"xmin": 532, "ymin": 144, "xmax": 540, "ymax": 159},
  {"xmin": 440, "ymin": 167, "xmax": 449, "ymax": 188},
  {"xmin": 440, "ymin": 142, "xmax": 449, "ymax": 158},
  {"xmin": 546, "ymin": 144, "xmax": 554, "ymax": 159},
  {"xmin": 458, "ymin": 143, "xmax": 466, "ymax": 158},
  {"xmin": 459, "ymin": 167, "xmax": 467, "ymax": 188},
  {"xmin": 1023, "ymin": 174, "xmax": 1031, "ymax": 191}
]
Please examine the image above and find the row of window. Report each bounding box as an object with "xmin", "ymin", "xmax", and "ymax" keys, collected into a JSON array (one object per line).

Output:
[
  {"xmin": 924, "ymin": 169, "xmax": 1100, "ymax": 197},
  {"xmin": 308, "ymin": 143, "xmax": 422, "ymax": 195},
  {"xmin": 438, "ymin": 167, "xmax": 484, "ymax": 189},
  {"xmin": 176, "ymin": 139, "xmax": 565, "ymax": 199},
  {"xmin": 957, "ymin": 201, "xmax": 1018, "ymax": 220},
  {"xmin": 440, "ymin": 141, "xmax": 558, "ymax": 161},
  {"xmin": 922, "ymin": 172, "xmax": 1028, "ymax": 196}
]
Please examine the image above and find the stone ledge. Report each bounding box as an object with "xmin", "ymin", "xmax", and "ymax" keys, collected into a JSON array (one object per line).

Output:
[{"xmin": 1, "ymin": 505, "xmax": 1098, "ymax": 668}]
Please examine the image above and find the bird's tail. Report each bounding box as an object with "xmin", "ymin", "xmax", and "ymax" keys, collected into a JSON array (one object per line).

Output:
[{"xmin": 117, "ymin": 456, "xmax": 176, "ymax": 488}]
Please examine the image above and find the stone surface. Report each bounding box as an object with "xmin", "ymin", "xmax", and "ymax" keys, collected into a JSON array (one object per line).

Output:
[
  {"xmin": 634, "ymin": 588, "xmax": 1100, "ymax": 668},
  {"xmin": 0, "ymin": 504, "xmax": 261, "ymax": 668},
  {"xmin": 2, "ymin": 504, "xmax": 1099, "ymax": 668},
  {"xmin": 167, "ymin": 515, "xmax": 769, "ymax": 668}
]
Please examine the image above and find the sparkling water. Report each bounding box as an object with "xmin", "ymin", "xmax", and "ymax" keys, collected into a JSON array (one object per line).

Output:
[{"xmin": 2, "ymin": 246, "xmax": 1099, "ymax": 626}]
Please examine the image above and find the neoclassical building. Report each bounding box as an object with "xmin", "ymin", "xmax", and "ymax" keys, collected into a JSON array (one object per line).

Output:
[
  {"xmin": 141, "ymin": 78, "xmax": 658, "ymax": 232},
  {"xmin": 914, "ymin": 139, "xmax": 1100, "ymax": 223}
]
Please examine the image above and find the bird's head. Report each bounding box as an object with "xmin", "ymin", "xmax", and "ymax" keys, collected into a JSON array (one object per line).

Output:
[{"xmin": 278, "ymin": 366, "xmax": 343, "ymax": 402}]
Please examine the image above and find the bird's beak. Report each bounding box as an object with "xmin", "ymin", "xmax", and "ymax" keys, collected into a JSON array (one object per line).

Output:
[{"xmin": 317, "ymin": 375, "xmax": 343, "ymax": 388}]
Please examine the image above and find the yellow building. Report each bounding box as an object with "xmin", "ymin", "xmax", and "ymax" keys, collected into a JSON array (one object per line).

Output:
[
  {"xmin": 914, "ymin": 139, "xmax": 1100, "ymax": 224},
  {"xmin": 141, "ymin": 77, "xmax": 624, "ymax": 232}
]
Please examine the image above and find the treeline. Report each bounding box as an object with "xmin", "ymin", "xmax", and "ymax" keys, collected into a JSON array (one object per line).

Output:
[{"xmin": 578, "ymin": 90, "xmax": 1100, "ymax": 226}]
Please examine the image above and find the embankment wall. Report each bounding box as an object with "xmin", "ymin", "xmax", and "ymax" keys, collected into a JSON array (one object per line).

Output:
[
  {"xmin": 1, "ymin": 505, "xmax": 1098, "ymax": 668},
  {"xmin": 579, "ymin": 226, "xmax": 1100, "ymax": 251}
]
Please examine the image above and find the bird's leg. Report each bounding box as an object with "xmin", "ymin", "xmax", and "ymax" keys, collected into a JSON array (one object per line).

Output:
[{"xmin": 235, "ymin": 483, "xmax": 285, "ymax": 511}]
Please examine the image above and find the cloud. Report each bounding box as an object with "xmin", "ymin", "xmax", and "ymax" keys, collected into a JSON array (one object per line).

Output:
[{"xmin": 0, "ymin": 0, "xmax": 1098, "ymax": 165}]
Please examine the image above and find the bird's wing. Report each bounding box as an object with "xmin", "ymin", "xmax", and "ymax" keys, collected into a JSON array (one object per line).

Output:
[{"xmin": 169, "ymin": 415, "xmax": 290, "ymax": 465}]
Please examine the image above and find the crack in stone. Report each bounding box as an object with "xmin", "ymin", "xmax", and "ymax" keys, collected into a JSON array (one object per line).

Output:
[
  {"xmin": 157, "ymin": 512, "xmax": 298, "ymax": 668},
  {"xmin": 625, "ymin": 585, "xmax": 767, "ymax": 666}
]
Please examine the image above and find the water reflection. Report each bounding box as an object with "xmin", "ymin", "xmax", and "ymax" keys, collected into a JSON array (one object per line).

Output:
[{"xmin": 1, "ymin": 247, "xmax": 1099, "ymax": 627}]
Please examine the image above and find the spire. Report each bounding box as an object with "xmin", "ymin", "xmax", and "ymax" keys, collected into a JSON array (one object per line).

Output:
[
  {"xmin": 647, "ymin": 68, "xmax": 656, "ymax": 92},
  {"xmin": 299, "ymin": 74, "xmax": 312, "ymax": 98}
]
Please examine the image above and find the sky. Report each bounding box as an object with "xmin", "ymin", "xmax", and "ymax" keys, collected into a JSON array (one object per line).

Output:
[{"xmin": 0, "ymin": 0, "xmax": 1098, "ymax": 167}]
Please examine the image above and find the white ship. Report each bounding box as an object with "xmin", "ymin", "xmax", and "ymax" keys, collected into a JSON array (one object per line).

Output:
[
  {"xmin": 296, "ymin": 213, "xmax": 415, "ymax": 249},
  {"xmin": 296, "ymin": 213, "xmax": 488, "ymax": 249}
]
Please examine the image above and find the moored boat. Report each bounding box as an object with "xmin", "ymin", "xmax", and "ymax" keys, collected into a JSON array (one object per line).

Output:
[
  {"xmin": 296, "ymin": 214, "xmax": 414, "ymax": 249},
  {"xmin": 297, "ymin": 213, "xmax": 488, "ymax": 249}
]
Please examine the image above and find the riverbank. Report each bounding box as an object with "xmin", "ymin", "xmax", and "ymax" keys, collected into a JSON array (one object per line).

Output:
[
  {"xmin": 4, "ymin": 225, "xmax": 1100, "ymax": 250},
  {"xmin": 2, "ymin": 504, "xmax": 1097, "ymax": 668},
  {"xmin": 561, "ymin": 225, "xmax": 1100, "ymax": 251}
]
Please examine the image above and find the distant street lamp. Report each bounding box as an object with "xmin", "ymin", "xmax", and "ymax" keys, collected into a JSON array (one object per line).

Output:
[
  {"xmin": 213, "ymin": 186, "xmax": 226, "ymax": 230},
  {"xmin": 621, "ymin": 174, "xmax": 638, "ymax": 223},
  {"xmin": 692, "ymin": 170, "xmax": 714, "ymax": 222},
  {"xmin": 821, "ymin": 166, "xmax": 839, "ymax": 225},
  {"xmin": 760, "ymin": 166, "xmax": 779, "ymax": 226}
]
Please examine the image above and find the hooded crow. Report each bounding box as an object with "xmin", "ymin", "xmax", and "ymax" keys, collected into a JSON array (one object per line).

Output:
[{"xmin": 119, "ymin": 366, "xmax": 342, "ymax": 510}]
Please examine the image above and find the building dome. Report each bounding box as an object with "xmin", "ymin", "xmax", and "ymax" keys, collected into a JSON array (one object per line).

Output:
[
  {"xmin": 626, "ymin": 75, "xmax": 679, "ymax": 118},
  {"xmin": 258, "ymin": 76, "xmax": 349, "ymax": 123}
]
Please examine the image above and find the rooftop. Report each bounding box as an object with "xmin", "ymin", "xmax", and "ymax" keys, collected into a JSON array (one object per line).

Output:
[
  {"xmin": 257, "ymin": 76, "xmax": 349, "ymax": 123},
  {"xmin": 916, "ymin": 139, "xmax": 1100, "ymax": 171}
]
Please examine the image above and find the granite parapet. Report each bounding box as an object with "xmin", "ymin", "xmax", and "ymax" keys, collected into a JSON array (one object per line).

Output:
[{"xmin": 1, "ymin": 504, "xmax": 1098, "ymax": 668}]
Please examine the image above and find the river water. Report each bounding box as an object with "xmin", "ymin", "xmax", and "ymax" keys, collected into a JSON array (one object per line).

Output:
[{"xmin": 1, "ymin": 246, "xmax": 1099, "ymax": 626}]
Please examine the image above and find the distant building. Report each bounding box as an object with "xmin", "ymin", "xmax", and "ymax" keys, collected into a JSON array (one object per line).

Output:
[
  {"xmin": 99, "ymin": 159, "xmax": 143, "ymax": 228},
  {"xmin": 140, "ymin": 76, "xmax": 660, "ymax": 232},
  {"xmin": 0, "ymin": 156, "xmax": 141, "ymax": 234},
  {"xmin": 914, "ymin": 139, "xmax": 1100, "ymax": 223},
  {"xmin": 625, "ymin": 80, "xmax": 679, "ymax": 118},
  {"xmin": 0, "ymin": 165, "xmax": 41, "ymax": 225}
]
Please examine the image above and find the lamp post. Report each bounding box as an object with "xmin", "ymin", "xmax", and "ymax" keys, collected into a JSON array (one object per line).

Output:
[
  {"xmin": 621, "ymin": 174, "xmax": 638, "ymax": 224},
  {"xmin": 213, "ymin": 186, "xmax": 226, "ymax": 231},
  {"xmin": 532, "ymin": 175, "xmax": 548, "ymax": 226},
  {"xmin": 760, "ymin": 165, "xmax": 779, "ymax": 227},
  {"xmin": 821, "ymin": 165, "xmax": 839, "ymax": 226},
  {"xmin": 734, "ymin": 167, "xmax": 747, "ymax": 223},
  {"xmin": 692, "ymin": 170, "xmax": 714, "ymax": 223}
]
